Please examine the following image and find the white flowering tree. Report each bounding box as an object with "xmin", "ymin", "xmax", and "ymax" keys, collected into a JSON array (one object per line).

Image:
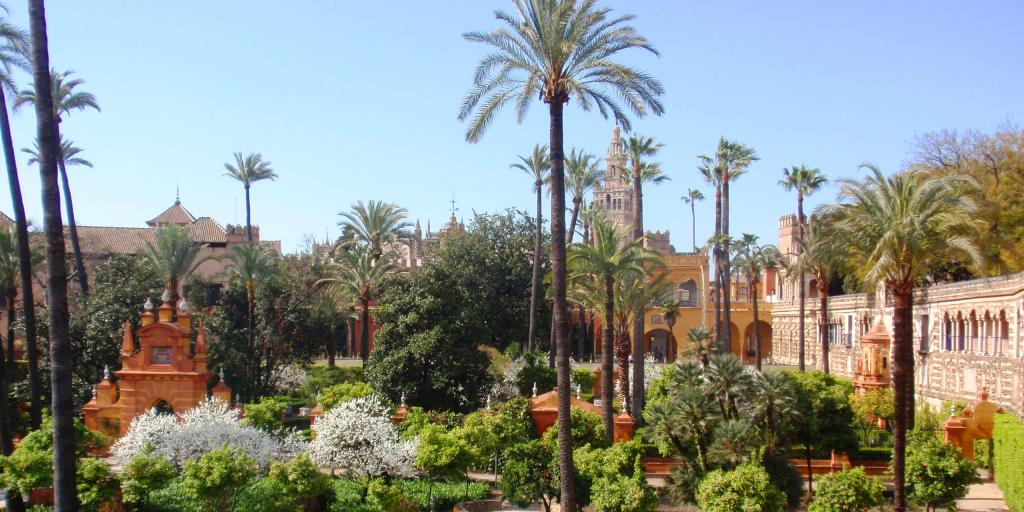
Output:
[
  {"xmin": 308, "ymin": 394, "xmax": 417, "ymax": 480},
  {"xmin": 112, "ymin": 398, "xmax": 305, "ymax": 469}
]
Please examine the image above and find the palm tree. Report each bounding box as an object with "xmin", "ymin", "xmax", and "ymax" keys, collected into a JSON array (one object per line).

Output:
[
  {"xmin": 611, "ymin": 271, "xmax": 670, "ymax": 412},
  {"xmin": 659, "ymin": 300, "xmax": 679, "ymax": 361},
  {"xmin": 823, "ymin": 165, "xmax": 981, "ymax": 512},
  {"xmin": 311, "ymin": 287, "xmax": 350, "ymax": 367},
  {"xmin": 142, "ymin": 225, "xmax": 207, "ymax": 301},
  {"xmin": 337, "ymin": 200, "xmax": 411, "ymax": 263},
  {"xmin": 225, "ymin": 244, "xmax": 275, "ymax": 391},
  {"xmin": 0, "ymin": 6, "xmax": 40, "ymax": 434},
  {"xmin": 682, "ymin": 188, "xmax": 704, "ymax": 251},
  {"xmin": 752, "ymin": 371, "xmax": 798, "ymax": 456},
  {"xmin": 699, "ymin": 138, "xmax": 758, "ymax": 353},
  {"xmin": 461, "ymin": 2, "xmax": 664, "ymax": 504},
  {"xmin": 565, "ymin": 149, "xmax": 601, "ymax": 243},
  {"xmin": 788, "ymin": 215, "xmax": 845, "ymax": 374},
  {"xmin": 685, "ymin": 325, "xmax": 714, "ymax": 366},
  {"xmin": 318, "ymin": 245, "xmax": 396, "ymax": 363},
  {"xmin": 568, "ymin": 216, "xmax": 656, "ymax": 442},
  {"xmin": 779, "ymin": 165, "xmax": 827, "ymax": 371},
  {"xmin": 512, "ymin": 144, "xmax": 550, "ymax": 352},
  {"xmin": 223, "ymin": 152, "xmax": 277, "ymax": 243},
  {"xmin": 15, "ymin": 69, "xmax": 99, "ymax": 298},
  {"xmin": 26, "ymin": 2, "xmax": 77, "ymax": 507},
  {"xmin": 732, "ymin": 234, "xmax": 783, "ymax": 370},
  {"xmin": 0, "ymin": 226, "xmax": 21, "ymax": 512}
]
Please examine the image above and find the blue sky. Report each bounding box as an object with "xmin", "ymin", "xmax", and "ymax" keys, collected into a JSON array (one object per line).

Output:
[{"xmin": 1, "ymin": 1, "xmax": 1021, "ymax": 252}]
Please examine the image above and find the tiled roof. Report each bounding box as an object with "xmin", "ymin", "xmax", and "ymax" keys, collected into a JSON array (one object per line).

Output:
[
  {"xmin": 0, "ymin": 211, "xmax": 13, "ymax": 227},
  {"xmin": 147, "ymin": 201, "xmax": 196, "ymax": 226},
  {"xmin": 190, "ymin": 217, "xmax": 227, "ymax": 244},
  {"xmin": 73, "ymin": 226, "xmax": 155, "ymax": 254}
]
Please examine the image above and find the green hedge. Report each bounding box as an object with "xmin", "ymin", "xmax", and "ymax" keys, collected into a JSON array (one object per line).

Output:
[{"xmin": 995, "ymin": 413, "xmax": 1024, "ymax": 512}]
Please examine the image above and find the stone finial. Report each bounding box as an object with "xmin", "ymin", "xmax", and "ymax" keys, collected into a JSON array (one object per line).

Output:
[
  {"xmin": 161, "ymin": 289, "xmax": 173, "ymax": 304},
  {"xmin": 219, "ymin": 368, "xmax": 225, "ymax": 381},
  {"xmin": 144, "ymin": 297, "xmax": 154, "ymax": 311},
  {"xmin": 980, "ymin": 387, "xmax": 989, "ymax": 401},
  {"xmin": 576, "ymin": 383, "xmax": 582, "ymax": 400},
  {"xmin": 121, "ymin": 321, "xmax": 134, "ymax": 355},
  {"xmin": 532, "ymin": 382, "xmax": 538, "ymax": 398},
  {"xmin": 103, "ymin": 365, "xmax": 111, "ymax": 381},
  {"xmin": 400, "ymin": 392, "xmax": 406, "ymax": 408},
  {"xmin": 178, "ymin": 298, "xmax": 191, "ymax": 315},
  {"xmin": 195, "ymin": 321, "xmax": 207, "ymax": 354},
  {"xmin": 485, "ymin": 394, "xmax": 492, "ymax": 411},
  {"xmin": 620, "ymin": 393, "xmax": 628, "ymax": 415}
]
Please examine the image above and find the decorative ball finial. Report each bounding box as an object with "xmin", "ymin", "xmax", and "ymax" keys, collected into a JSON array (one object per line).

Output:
[
  {"xmin": 161, "ymin": 289, "xmax": 173, "ymax": 303},
  {"xmin": 92, "ymin": 387, "xmax": 97, "ymax": 399},
  {"xmin": 178, "ymin": 298, "xmax": 191, "ymax": 314},
  {"xmin": 103, "ymin": 365, "xmax": 111, "ymax": 381},
  {"xmin": 532, "ymin": 382, "xmax": 537, "ymax": 398},
  {"xmin": 144, "ymin": 298, "xmax": 154, "ymax": 311}
]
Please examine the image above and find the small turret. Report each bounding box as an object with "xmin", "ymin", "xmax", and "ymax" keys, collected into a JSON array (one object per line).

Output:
[
  {"xmin": 141, "ymin": 298, "xmax": 155, "ymax": 326},
  {"xmin": 212, "ymin": 368, "xmax": 232, "ymax": 403},
  {"xmin": 121, "ymin": 321, "xmax": 134, "ymax": 357},
  {"xmin": 177, "ymin": 298, "xmax": 192, "ymax": 332},
  {"xmin": 158, "ymin": 289, "xmax": 174, "ymax": 323},
  {"xmin": 194, "ymin": 320, "xmax": 208, "ymax": 372}
]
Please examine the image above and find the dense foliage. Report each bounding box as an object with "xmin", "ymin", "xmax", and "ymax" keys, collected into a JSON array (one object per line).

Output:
[
  {"xmin": 904, "ymin": 430, "xmax": 976, "ymax": 510},
  {"xmin": 994, "ymin": 413, "xmax": 1024, "ymax": 512},
  {"xmin": 695, "ymin": 462, "xmax": 787, "ymax": 512},
  {"xmin": 808, "ymin": 467, "xmax": 885, "ymax": 512},
  {"xmin": 308, "ymin": 395, "xmax": 417, "ymax": 479}
]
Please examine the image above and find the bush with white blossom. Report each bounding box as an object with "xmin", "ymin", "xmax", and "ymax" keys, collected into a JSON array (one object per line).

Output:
[
  {"xmin": 308, "ymin": 394, "xmax": 417, "ymax": 480},
  {"xmin": 112, "ymin": 398, "xmax": 306, "ymax": 469}
]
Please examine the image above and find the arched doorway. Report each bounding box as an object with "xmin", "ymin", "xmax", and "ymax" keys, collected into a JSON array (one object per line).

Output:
[
  {"xmin": 742, "ymin": 321, "xmax": 773, "ymax": 365},
  {"xmin": 150, "ymin": 399, "xmax": 175, "ymax": 416},
  {"xmin": 646, "ymin": 329, "xmax": 671, "ymax": 362}
]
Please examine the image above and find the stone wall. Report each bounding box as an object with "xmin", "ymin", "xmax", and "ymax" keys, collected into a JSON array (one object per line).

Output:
[{"xmin": 771, "ymin": 271, "xmax": 1024, "ymax": 415}]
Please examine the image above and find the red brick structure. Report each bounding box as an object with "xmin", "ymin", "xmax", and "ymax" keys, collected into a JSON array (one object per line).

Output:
[
  {"xmin": 83, "ymin": 291, "xmax": 230, "ymax": 437},
  {"xmin": 852, "ymin": 322, "xmax": 892, "ymax": 395}
]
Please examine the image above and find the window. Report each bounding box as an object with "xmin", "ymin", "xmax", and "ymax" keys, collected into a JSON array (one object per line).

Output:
[
  {"xmin": 676, "ymin": 280, "xmax": 699, "ymax": 307},
  {"xmin": 651, "ymin": 315, "xmax": 664, "ymax": 325}
]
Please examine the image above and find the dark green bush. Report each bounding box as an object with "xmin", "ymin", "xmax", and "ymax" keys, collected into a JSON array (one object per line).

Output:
[
  {"xmin": 148, "ymin": 480, "xmax": 204, "ymax": 512},
  {"xmin": 300, "ymin": 365, "xmax": 364, "ymax": 401},
  {"xmin": 243, "ymin": 396, "xmax": 288, "ymax": 432},
  {"xmin": 696, "ymin": 463, "xmax": 786, "ymax": 512},
  {"xmin": 541, "ymin": 407, "xmax": 608, "ymax": 450},
  {"xmin": 395, "ymin": 480, "xmax": 489, "ymax": 510},
  {"xmin": 994, "ymin": 414, "xmax": 1023, "ymax": 512},
  {"xmin": 121, "ymin": 452, "xmax": 177, "ymax": 507},
  {"xmin": 904, "ymin": 430, "xmax": 976, "ymax": 510},
  {"xmin": 808, "ymin": 467, "xmax": 884, "ymax": 512},
  {"xmin": 77, "ymin": 457, "xmax": 118, "ymax": 512}
]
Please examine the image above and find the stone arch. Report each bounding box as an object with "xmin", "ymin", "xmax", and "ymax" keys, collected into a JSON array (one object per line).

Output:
[
  {"xmin": 808, "ymin": 279, "xmax": 819, "ymax": 299},
  {"xmin": 943, "ymin": 312, "xmax": 953, "ymax": 351},
  {"xmin": 997, "ymin": 310, "xmax": 1009, "ymax": 355},
  {"xmin": 969, "ymin": 311, "xmax": 979, "ymax": 352},
  {"xmin": 150, "ymin": 399, "xmax": 175, "ymax": 416},
  {"xmin": 676, "ymin": 279, "xmax": 699, "ymax": 307},
  {"xmin": 742, "ymin": 321, "xmax": 772, "ymax": 364},
  {"xmin": 956, "ymin": 311, "xmax": 966, "ymax": 351},
  {"xmin": 646, "ymin": 328, "xmax": 671, "ymax": 362}
]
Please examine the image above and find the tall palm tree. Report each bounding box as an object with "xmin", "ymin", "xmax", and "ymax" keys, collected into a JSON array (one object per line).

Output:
[
  {"xmin": 564, "ymin": 149, "xmax": 601, "ymax": 243},
  {"xmin": 15, "ymin": 69, "xmax": 99, "ymax": 298},
  {"xmin": 142, "ymin": 225, "xmax": 207, "ymax": 301},
  {"xmin": 779, "ymin": 165, "xmax": 827, "ymax": 371},
  {"xmin": 26, "ymin": 1, "xmax": 78, "ymax": 507},
  {"xmin": 611, "ymin": 271, "xmax": 669, "ymax": 414},
  {"xmin": 0, "ymin": 226, "xmax": 22, "ymax": 512},
  {"xmin": 318, "ymin": 245, "xmax": 396, "ymax": 363},
  {"xmin": 461, "ymin": 2, "xmax": 664, "ymax": 504},
  {"xmin": 732, "ymin": 234, "xmax": 783, "ymax": 370},
  {"xmin": 698, "ymin": 138, "xmax": 758, "ymax": 353},
  {"xmin": 337, "ymin": 200, "xmax": 411, "ymax": 263},
  {"xmin": 568, "ymin": 216, "xmax": 656, "ymax": 442},
  {"xmin": 659, "ymin": 300, "xmax": 679, "ymax": 362},
  {"xmin": 788, "ymin": 215, "xmax": 845, "ymax": 374},
  {"xmin": 682, "ymin": 188, "xmax": 704, "ymax": 251},
  {"xmin": 0, "ymin": 6, "xmax": 40, "ymax": 434},
  {"xmin": 824, "ymin": 165, "xmax": 981, "ymax": 512},
  {"xmin": 225, "ymin": 244, "xmax": 275, "ymax": 391},
  {"xmin": 512, "ymin": 144, "xmax": 550, "ymax": 352},
  {"xmin": 223, "ymin": 152, "xmax": 277, "ymax": 243}
]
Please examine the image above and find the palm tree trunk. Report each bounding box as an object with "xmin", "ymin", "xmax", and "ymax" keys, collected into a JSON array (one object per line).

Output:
[
  {"xmin": 0, "ymin": 295, "xmax": 26, "ymax": 512},
  {"xmin": 666, "ymin": 318, "xmax": 675, "ymax": 362},
  {"xmin": 577, "ymin": 304, "xmax": 586, "ymax": 362},
  {"xmin": 245, "ymin": 184, "xmax": 253, "ymax": 242},
  {"xmin": 360, "ymin": 299, "xmax": 371, "ymax": 363},
  {"xmin": 722, "ymin": 177, "xmax": 733, "ymax": 355},
  {"xmin": 0, "ymin": 86, "xmax": 41, "ymax": 429},
  {"xmin": 528, "ymin": 182, "xmax": 542, "ymax": 353},
  {"xmin": 615, "ymin": 330, "xmax": 630, "ymax": 413},
  {"xmin": 820, "ymin": 280, "xmax": 829, "ymax": 374},
  {"xmin": 797, "ymin": 192, "xmax": 806, "ymax": 372},
  {"xmin": 753, "ymin": 281, "xmax": 762, "ymax": 371},
  {"xmin": 547, "ymin": 99, "xmax": 576, "ymax": 511},
  {"xmin": 891, "ymin": 284, "xmax": 914, "ymax": 512},
  {"xmin": 630, "ymin": 163, "xmax": 645, "ymax": 422},
  {"xmin": 601, "ymin": 276, "xmax": 614, "ymax": 443},
  {"xmin": 690, "ymin": 201, "xmax": 697, "ymax": 251},
  {"xmin": 713, "ymin": 186, "xmax": 722, "ymax": 348},
  {"xmin": 56, "ymin": 148, "xmax": 88, "ymax": 298},
  {"xmin": 28, "ymin": 1, "xmax": 78, "ymax": 508}
]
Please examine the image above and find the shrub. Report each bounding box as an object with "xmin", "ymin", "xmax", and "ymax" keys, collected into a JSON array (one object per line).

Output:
[
  {"xmin": 572, "ymin": 367, "xmax": 595, "ymax": 394},
  {"xmin": 850, "ymin": 388, "xmax": 895, "ymax": 426},
  {"xmin": 264, "ymin": 454, "xmax": 332, "ymax": 511},
  {"xmin": 121, "ymin": 452, "xmax": 177, "ymax": 507},
  {"xmin": 0, "ymin": 417, "xmax": 106, "ymax": 497},
  {"xmin": 308, "ymin": 394, "xmax": 418, "ymax": 479},
  {"xmin": 77, "ymin": 457, "xmax": 118, "ymax": 512},
  {"xmin": 764, "ymin": 452, "xmax": 805, "ymax": 508},
  {"xmin": 319, "ymin": 381, "xmax": 376, "ymax": 409},
  {"xmin": 366, "ymin": 479, "xmax": 416, "ymax": 512},
  {"xmin": 696, "ymin": 463, "xmax": 786, "ymax": 512},
  {"xmin": 394, "ymin": 480, "xmax": 490, "ymax": 511},
  {"xmin": 181, "ymin": 445, "xmax": 259, "ymax": 512},
  {"xmin": 590, "ymin": 473, "xmax": 658, "ymax": 512},
  {"xmin": 541, "ymin": 407, "xmax": 608, "ymax": 451},
  {"xmin": 299, "ymin": 365, "xmax": 364, "ymax": 400},
  {"xmin": 500, "ymin": 440, "xmax": 556, "ymax": 510},
  {"xmin": 904, "ymin": 430, "xmax": 976, "ymax": 510},
  {"xmin": 994, "ymin": 413, "xmax": 1024, "ymax": 512},
  {"xmin": 243, "ymin": 396, "xmax": 288, "ymax": 432},
  {"xmin": 146, "ymin": 479, "xmax": 204, "ymax": 512},
  {"xmin": 809, "ymin": 467, "xmax": 885, "ymax": 512},
  {"xmin": 515, "ymin": 351, "xmax": 558, "ymax": 397},
  {"xmin": 415, "ymin": 424, "xmax": 478, "ymax": 483}
]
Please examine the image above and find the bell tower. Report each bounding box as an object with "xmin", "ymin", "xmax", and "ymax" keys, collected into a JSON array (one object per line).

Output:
[{"xmin": 591, "ymin": 126, "xmax": 634, "ymax": 234}]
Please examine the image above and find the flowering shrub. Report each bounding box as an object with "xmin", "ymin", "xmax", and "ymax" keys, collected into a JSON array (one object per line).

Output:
[
  {"xmin": 270, "ymin": 364, "xmax": 309, "ymax": 393},
  {"xmin": 308, "ymin": 394, "xmax": 417, "ymax": 479},
  {"xmin": 112, "ymin": 398, "xmax": 306, "ymax": 469}
]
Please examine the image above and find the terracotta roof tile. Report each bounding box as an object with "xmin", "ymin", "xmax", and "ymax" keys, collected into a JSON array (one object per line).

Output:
[
  {"xmin": 190, "ymin": 217, "xmax": 226, "ymax": 244},
  {"xmin": 147, "ymin": 202, "xmax": 196, "ymax": 226},
  {"xmin": 73, "ymin": 226, "xmax": 155, "ymax": 254}
]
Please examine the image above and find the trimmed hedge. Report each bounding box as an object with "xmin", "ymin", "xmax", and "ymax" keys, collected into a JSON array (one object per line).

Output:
[{"xmin": 995, "ymin": 413, "xmax": 1024, "ymax": 512}]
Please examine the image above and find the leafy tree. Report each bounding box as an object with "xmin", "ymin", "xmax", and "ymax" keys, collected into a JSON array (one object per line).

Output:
[
  {"xmin": 23, "ymin": 7, "xmax": 77, "ymax": 507},
  {"xmin": 904, "ymin": 430, "xmax": 976, "ymax": 511},
  {"xmin": 319, "ymin": 381, "xmax": 375, "ymax": 409},
  {"xmin": 76, "ymin": 457, "xmax": 117, "ymax": 512},
  {"xmin": 511, "ymin": 144, "xmax": 549, "ymax": 353},
  {"xmin": 318, "ymin": 244, "xmax": 395, "ymax": 363},
  {"xmin": 264, "ymin": 453, "xmax": 332, "ymax": 512},
  {"xmin": 809, "ymin": 467, "xmax": 885, "ymax": 512},
  {"xmin": 541, "ymin": 407, "xmax": 608, "ymax": 452},
  {"xmin": 224, "ymin": 243, "xmax": 275, "ymax": 385},
  {"xmin": 696, "ymin": 462, "xmax": 786, "ymax": 512},
  {"xmin": 415, "ymin": 424, "xmax": 478, "ymax": 503},
  {"xmin": 779, "ymin": 164, "xmax": 827, "ymax": 371},
  {"xmin": 500, "ymin": 440, "xmax": 557, "ymax": 512},
  {"xmin": 223, "ymin": 152, "xmax": 277, "ymax": 242},
  {"xmin": 824, "ymin": 165, "xmax": 981, "ymax": 512},
  {"xmin": 181, "ymin": 445, "xmax": 259, "ymax": 512},
  {"xmin": 242, "ymin": 396, "xmax": 287, "ymax": 433},
  {"xmin": 515, "ymin": 351, "xmax": 557, "ymax": 397},
  {"xmin": 16, "ymin": 69, "xmax": 100, "ymax": 298},
  {"xmin": 142, "ymin": 224, "xmax": 208, "ymax": 301},
  {"xmin": 788, "ymin": 371, "xmax": 858, "ymax": 492},
  {"xmin": 850, "ymin": 388, "xmax": 895, "ymax": 427},
  {"xmin": 698, "ymin": 138, "xmax": 758, "ymax": 353},
  {"xmin": 461, "ymin": 1, "xmax": 664, "ymax": 505}
]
